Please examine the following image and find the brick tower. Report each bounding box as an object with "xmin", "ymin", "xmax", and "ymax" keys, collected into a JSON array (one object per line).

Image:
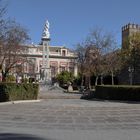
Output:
[{"xmin": 122, "ymin": 23, "xmax": 140, "ymax": 48}]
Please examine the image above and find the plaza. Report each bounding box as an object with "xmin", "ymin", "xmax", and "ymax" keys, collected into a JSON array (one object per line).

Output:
[
  {"xmin": 0, "ymin": 1, "xmax": 140, "ymax": 139},
  {"xmin": 0, "ymin": 90, "xmax": 140, "ymax": 140}
]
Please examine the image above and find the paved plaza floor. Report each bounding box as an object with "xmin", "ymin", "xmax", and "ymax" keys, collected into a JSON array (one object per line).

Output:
[{"xmin": 0, "ymin": 89, "xmax": 140, "ymax": 139}]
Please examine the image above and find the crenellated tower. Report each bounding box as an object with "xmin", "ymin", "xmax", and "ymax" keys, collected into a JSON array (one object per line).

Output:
[{"xmin": 122, "ymin": 23, "xmax": 140, "ymax": 48}]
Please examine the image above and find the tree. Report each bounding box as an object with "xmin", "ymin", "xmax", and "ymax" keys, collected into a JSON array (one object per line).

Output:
[
  {"xmin": 104, "ymin": 49, "xmax": 121, "ymax": 85},
  {"xmin": 0, "ymin": 2, "xmax": 29, "ymax": 81},
  {"xmin": 75, "ymin": 43, "xmax": 87, "ymax": 86},
  {"xmin": 56, "ymin": 71, "xmax": 74, "ymax": 86},
  {"xmin": 76, "ymin": 28, "xmax": 118, "ymax": 87},
  {"xmin": 76, "ymin": 42, "xmax": 101, "ymax": 88},
  {"xmin": 100, "ymin": 33, "xmax": 121, "ymax": 85},
  {"xmin": 85, "ymin": 28, "xmax": 117, "ymax": 86},
  {"xmin": 0, "ymin": 21, "xmax": 29, "ymax": 81},
  {"xmin": 84, "ymin": 44, "xmax": 101, "ymax": 87},
  {"xmin": 128, "ymin": 32, "xmax": 140, "ymax": 70}
]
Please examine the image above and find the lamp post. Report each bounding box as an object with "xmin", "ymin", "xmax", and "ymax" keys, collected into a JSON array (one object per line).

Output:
[{"xmin": 128, "ymin": 66, "xmax": 134, "ymax": 85}]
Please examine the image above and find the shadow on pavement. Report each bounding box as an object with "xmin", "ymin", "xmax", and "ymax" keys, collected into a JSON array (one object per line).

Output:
[
  {"xmin": 86, "ymin": 98, "xmax": 140, "ymax": 104},
  {"xmin": 0, "ymin": 133, "xmax": 52, "ymax": 140}
]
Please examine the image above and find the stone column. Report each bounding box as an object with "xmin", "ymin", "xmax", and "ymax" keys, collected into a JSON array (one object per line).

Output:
[
  {"xmin": 41, "ymin": 20, "xmax": 51, "ymax": 83},
  {"xmin": 42, "ymin": 38, "xmax": 51, "ymax": 82}
]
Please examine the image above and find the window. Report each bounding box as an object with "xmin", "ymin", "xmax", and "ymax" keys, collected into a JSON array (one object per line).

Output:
[
  {"xmin": 60, "ymin": 66, "xmax": 66, "ymax": 72},
  {"xmin": 62, "ymin": 50, "xmax": 66, "ymax": 56},
  {"xmin": 51, "ymin": 66, "xmax": 57, "ymax": 77},
  {"xmin": 69, "ymin": 67, "xmax": 74, "ymax": 73}
]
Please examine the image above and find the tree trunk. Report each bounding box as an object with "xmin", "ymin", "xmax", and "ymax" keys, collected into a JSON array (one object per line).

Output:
[
  {"xmin": 88, "ymin": 76, "xmax": 91, "ymax": 89},
  {"xmin": 2, "ymin": 70, "xmax": 8, "ymax": 82},
  {"xmin": 81, "ymin": 75, "xmax": 84, "ymax": 86},
  {"xmin": 2, "ymin": 72, "xmax": 6, "ymax": 82},
  {"xmin": 111, "ymin": 71, "xmax": 114, "ymax": 85},
  {"xmin": 100, "ymin": 75, "xmax": 103, "ymax": 85},
  {"xmin": 95, "ymin": 76, "xmax": 98, "ymax": 86}
]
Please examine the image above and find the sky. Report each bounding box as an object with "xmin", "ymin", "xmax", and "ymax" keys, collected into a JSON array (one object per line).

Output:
[{"xmin": 4, "ymin": 0, "xmax": 140, "ymax": 48}]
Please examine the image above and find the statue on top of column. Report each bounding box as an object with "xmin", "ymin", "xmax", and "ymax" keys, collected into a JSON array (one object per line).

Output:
[{"xmin": 42, "ymin": 20, "xmax": 50, "ymax": 39}]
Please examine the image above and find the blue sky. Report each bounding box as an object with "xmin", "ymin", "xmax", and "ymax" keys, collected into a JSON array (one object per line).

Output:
[{"xmin": 5, "ymin": 0, "xmax": 140, "ymax": 48}]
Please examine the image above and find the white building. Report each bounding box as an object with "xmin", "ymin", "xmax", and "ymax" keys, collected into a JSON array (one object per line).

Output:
[
  {"xmin": 6, "ymin": 20, "xmax": 78, "ymax": 82},
  {"xmin": 21, "ymin": 44, "xmax": 78, "ymax": 81}
]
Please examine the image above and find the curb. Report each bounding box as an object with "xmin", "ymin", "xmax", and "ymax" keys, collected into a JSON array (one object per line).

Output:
[{"xmin": 0, "ymin": 99, "xmax": 41, "ymax": 105}]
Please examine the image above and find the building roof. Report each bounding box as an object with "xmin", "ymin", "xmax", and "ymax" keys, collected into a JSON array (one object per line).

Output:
[{"xmin": 24, "ymin": 44, "xmax": 74, "ymax": 53}]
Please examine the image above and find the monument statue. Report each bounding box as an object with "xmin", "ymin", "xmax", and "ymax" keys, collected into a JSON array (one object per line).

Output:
[
  {"xmin": 42, "ymin": 20, "xmax": 50, "ymax": 39},
  {"xmin": 41, "ymin": 19, "xmax": 51, "ymax": 84}
]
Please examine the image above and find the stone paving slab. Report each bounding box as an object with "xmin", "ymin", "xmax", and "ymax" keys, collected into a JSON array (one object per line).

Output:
[
  {"xmin": 39, "ymin": 91, "xmax": 81, "ymax": 99},
  {"xmin": 39, "ymin": 86, "xmax": 82, "ymax": 99},
  {"xmin": 0, "ymin": 99, "xmax": 140, "ymax": 130},
  {"xmin": 0, "ymin": 97, "xmax": 140, "ymax": 139}
]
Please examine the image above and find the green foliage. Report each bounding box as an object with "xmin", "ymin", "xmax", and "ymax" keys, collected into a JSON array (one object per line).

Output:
[
  {"xmin": 0, "ymin": 83, "xmax": 39, "ymax": 102},
  {"xmin": 121, "ymin": 32, "xmax": 140, "ymax": 68},
  {"xmin": 6, "ymin": 75, "xmax": 16, "ymax": 82},
  {"xmin": 119, "ymin": 32, "xmax": 140, "ymax": 84},
  {"xmin": 95, "ymin": 85, "xmax": 140, "ymax": 101},
  {"xmin": 56, "ymin": 71, "xmax": 74, "ymax": 85},
  {"xmin": 22, "ymin": 78, "xmax": 28, "ymax": 83},
  {"xmin": 73, "ymin": 74, "xmax": 82, "ymax": 85},
  {"xmin": 76, "ymin": 29, "xmax": 118, "ymax": 87}
]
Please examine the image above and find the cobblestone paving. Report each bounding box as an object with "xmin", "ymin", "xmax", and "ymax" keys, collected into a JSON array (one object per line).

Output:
[
  {"xmin": 39, "ymin": 87, "xmax": 81, "ymax": 99},
  {"xmin": 1, "ymin": 88, "xmax": 140, "ymax": 140},
  {"xmin": 0, "ymin": 99, "xmax": 140, "ymax": 131}
]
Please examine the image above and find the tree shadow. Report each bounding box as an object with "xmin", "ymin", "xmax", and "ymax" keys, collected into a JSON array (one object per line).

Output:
[
  {"xmin": 89, "ymin": 98, "xmax": 140, "ymax": 104},
  {"xmin": 0, "ymin": 133, "xmax": 52, "ymax": 140}
]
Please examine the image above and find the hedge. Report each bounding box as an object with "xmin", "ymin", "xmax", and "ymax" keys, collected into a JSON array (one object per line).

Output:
[
  {"xmin": 0, "ymin": 83, "xmax": 39, "ymax": 102},
  {"xmin": 95, "ymin": 85, "xmax": 140, "ymax": 101}
]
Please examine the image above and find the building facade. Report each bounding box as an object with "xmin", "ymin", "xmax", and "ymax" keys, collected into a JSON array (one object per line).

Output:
[
  {"xmin": 20, "ymin": 44, "xmax": 78, "ymax": 82},
  {"xmin": 7, "ymin": 20, "xmax": 78, "ymax": 82}
]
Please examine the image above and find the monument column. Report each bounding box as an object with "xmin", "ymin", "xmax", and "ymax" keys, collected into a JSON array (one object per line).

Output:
[{"xmin": 41, "ymin": 20, "xmax": 51, "ymax": 83}]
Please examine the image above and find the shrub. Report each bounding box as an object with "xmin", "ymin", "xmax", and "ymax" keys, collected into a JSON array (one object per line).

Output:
[
  {"xmin": 29, "ymin": 78, "xmax": 35, "ymax": 83},
  {"xmin": 0, "ymin": 83, "xmax": 39, "ymax": 102},
  {"xmin": 21, "ymin": 78, "xmax": 28, "ymax": 83},
  {"xmin": 56, "ymin": 71, "xmax": 74, "ymax": 85},
  {"xmin": 6, "ymin": 75, "xmax": 16, "ymax": 82},
  {"xmin": 95, "ymin": 85, "xmax": 140, "ymax": 101}
]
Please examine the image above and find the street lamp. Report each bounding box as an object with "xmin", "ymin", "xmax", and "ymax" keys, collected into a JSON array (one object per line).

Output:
[{"xmin": 128, "ymin": 66, "xmax": 134, "ymax": 85}]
